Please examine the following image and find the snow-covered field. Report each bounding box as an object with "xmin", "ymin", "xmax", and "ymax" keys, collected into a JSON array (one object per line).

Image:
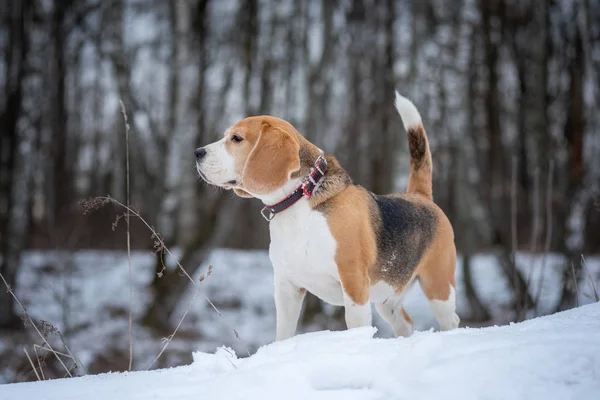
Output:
[
  {"xmin": 2, "ymin": 302, "xmax": 599, "ymax": 399},
  {"xmin": 0, "ymin": 249, "xmax": 599, "ymax": 385}
]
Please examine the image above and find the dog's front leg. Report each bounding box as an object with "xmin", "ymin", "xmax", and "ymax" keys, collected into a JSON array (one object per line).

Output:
[
  {"xmin": 274, "ymin": 277, "xmax": 306, "ymax": 341},
  {"xmin": 343, "ymin": 291, "xmax": 372, "ymax": 329}
]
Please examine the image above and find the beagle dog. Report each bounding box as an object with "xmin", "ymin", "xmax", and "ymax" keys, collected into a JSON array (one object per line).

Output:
[{"xmin": 195, "ymin": 92, "xmax": 459, "ymax": 340}]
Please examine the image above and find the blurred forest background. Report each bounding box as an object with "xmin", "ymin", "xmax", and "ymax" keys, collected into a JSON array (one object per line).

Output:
[{"xmin": 1, "ymin": 0, "xmax": 600, "ymax": 383}]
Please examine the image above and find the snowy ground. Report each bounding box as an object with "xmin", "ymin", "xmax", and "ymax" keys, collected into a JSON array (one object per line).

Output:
[
  {"xmin": 2, "ymin": 302, "xmax": 599, "ymax": 399},
  {"xmin": 0, "ymin": 249, "xmax": 599, "ymax": 384}
]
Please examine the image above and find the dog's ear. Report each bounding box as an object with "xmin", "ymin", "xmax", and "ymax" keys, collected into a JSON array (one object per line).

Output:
[{"xmin": 241, "ymin": 121, "xmax": 300, "ymax": 195}]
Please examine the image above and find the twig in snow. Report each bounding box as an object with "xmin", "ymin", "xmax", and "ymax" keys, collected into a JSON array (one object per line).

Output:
[{"xmin": 219, "ymin": 347, "xmax": 238, "ymax": 370}]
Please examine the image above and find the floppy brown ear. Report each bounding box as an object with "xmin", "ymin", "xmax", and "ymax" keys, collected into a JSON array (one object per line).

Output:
[
  {"xmin": 242, "ymin": 121, "xmax": 300, "ymax": 195},
  {"xmin": 233, "ymin": 188, "xmax": 253, "ymax": 198}
]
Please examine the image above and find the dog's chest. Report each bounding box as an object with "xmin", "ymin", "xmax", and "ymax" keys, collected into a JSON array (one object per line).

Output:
[{"xmin": 268, "ymin": 200, "xmax": 343, "ymax": 305}]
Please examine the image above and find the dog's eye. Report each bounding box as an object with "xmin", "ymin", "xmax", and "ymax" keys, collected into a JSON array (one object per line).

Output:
[{"xmin": 231, "ymin": 135, "xmax": 243, "ymax": 143}]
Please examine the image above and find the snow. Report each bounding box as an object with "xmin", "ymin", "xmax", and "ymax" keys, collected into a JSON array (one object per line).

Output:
[
  {"xmin": 2, "ymin": 249, "xmax": 598, "ymax": 383},
  {"xmin": 2, "ymin": 302, "xmax": 600, "ymax": 399}
]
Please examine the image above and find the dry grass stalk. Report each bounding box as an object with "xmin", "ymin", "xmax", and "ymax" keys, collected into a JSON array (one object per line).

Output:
[
  {"xmin": 80, "ymin": 196, "xmax": 250, "ymax": 365},
  {"xmin": 571, "ymin": 262, "xmax": 580, "ymax": 307},
  {"xmin": 33, "ymin": 344, "xmax": 46, "ymax": 380},
  {"xmin": 35, "ymin": 343, "xmax": 82, "ymax": 378},
  {"xmin": 146, "ymin": 286, "xmax": 200, "ymax": 370},
  {"xmin": 23, "ymin": 347, "xmax": 41, "ymax": 381},
  {"xmin": 0, "ymin": 273, "xmax": 73, "ymax": 377},
  {"xmin": 119, "ymin": 100, "xmax": 134, "ymax": 372},
  {"xmin": 581, "ymin": 255, "xmax": 599, "ymax": 302},
  {"xmin": 81, "ymin": 196, "xmax": 191, "ymax": 281}
]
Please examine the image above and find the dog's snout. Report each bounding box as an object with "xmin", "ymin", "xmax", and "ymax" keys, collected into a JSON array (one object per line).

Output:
[{"xmin": 195, "ymin": 147, "xmax": 207, "ymax": 159}]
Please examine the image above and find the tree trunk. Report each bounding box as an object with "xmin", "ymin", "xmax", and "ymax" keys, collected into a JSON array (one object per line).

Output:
[
  {"xmin": 556, "ymin": 21, "xmax": 585, "ymax": 312},
  {"xmin": 173, "ymin": 0, "xmax": 206, "ymax": 246},
  {"xmin": 479, "ymin": 0, "xmax": 535, "ymax": 314},
  {"xmin": 457, "ymin": 26, "xmax": 490, "ymax": 323},
  {"xmin": 516, "ymin": 57, "xmax": 530, "ymax": 243},
  {"xmin": 343, "ymin": 0, "xmax": 373, "ymax": 186},
  {"xmin": 0, "ymin": 0, "xmax": 32, "ymax": 329},
  {"xmin": 305, "ymin": 0, "xmax": 335, "ymax": 143},
  {"xmin": 480, "ymin": 0, "xmax": 506, "ymax": 243},
  {"xmin": 369, "ymin": 0, "xmax": 396, "ymax": 195},
  {"xmin": 145, "ymin": 0, "xmax": 216, "ymax": 330},
  {"xmin": 240, "ymin": 0, "xmax": 258, "ymax": 116},
  {"xmin": 48, "ymin": 1, "xmax": 73, "ymax": 225}
]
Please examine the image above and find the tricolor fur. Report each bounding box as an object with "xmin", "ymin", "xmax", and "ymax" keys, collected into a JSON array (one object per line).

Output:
[{"xmin": 195, "ymin": 91, "xmax": 459, "ymax": 340}]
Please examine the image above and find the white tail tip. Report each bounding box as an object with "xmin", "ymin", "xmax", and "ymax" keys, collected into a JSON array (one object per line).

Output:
[{"xmin": 394, "ymin": 91, "xmax": 422, "ymax": 131}]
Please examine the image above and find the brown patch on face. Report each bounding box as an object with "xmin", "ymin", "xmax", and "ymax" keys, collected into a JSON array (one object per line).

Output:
[
  {"xmin": 317, "ymin": 185, "xmax": 377, "ymax": 305},
  {"xmin": 225, "ymin": 116, "xmax": 303, "ymax": 196}
]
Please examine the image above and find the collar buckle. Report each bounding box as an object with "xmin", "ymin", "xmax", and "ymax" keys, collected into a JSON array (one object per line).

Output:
[{"xmin": 260, "ymin": 206, "xmax": 275, "ymax": 221}]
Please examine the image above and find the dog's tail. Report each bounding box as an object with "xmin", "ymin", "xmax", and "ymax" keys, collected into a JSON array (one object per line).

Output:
[{"xmin": 394, "ymin": 91, "xmax": 433, "ymax": 200}]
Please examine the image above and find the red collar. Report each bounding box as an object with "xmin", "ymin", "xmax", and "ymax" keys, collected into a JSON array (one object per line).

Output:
[{"xmin": 260, "ymin": 156, "xmax": 328, "ymax": 221}]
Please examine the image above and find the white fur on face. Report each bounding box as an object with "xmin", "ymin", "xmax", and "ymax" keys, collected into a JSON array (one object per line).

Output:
[{"xmin": 196, "ymin": 137, "xmax": 238, "ymax": 188}]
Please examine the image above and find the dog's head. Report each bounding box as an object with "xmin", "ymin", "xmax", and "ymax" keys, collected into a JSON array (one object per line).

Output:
[{"xmin": 196, "ymin": 116, "xmax": 317, "ymax": 199}]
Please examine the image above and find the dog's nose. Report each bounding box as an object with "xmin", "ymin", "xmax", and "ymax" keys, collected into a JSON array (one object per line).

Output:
[{"xmin": 195, "ymin": 148, "xmax": 207, "ymax": 159}]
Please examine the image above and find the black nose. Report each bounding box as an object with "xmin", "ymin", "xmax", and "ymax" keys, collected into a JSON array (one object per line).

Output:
[{"xmin": 195, "ymin": 148, "xmax": 207, "ymax": 159}]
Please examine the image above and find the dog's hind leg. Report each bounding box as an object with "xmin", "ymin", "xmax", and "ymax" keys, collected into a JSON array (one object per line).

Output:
[
  {"xmin": 418, "ymin": 247, "xmax": 460, "ymax": 331},
  {"xmin": 375, "ymin": 296, "xmax": 413, "ymax": 337}
]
